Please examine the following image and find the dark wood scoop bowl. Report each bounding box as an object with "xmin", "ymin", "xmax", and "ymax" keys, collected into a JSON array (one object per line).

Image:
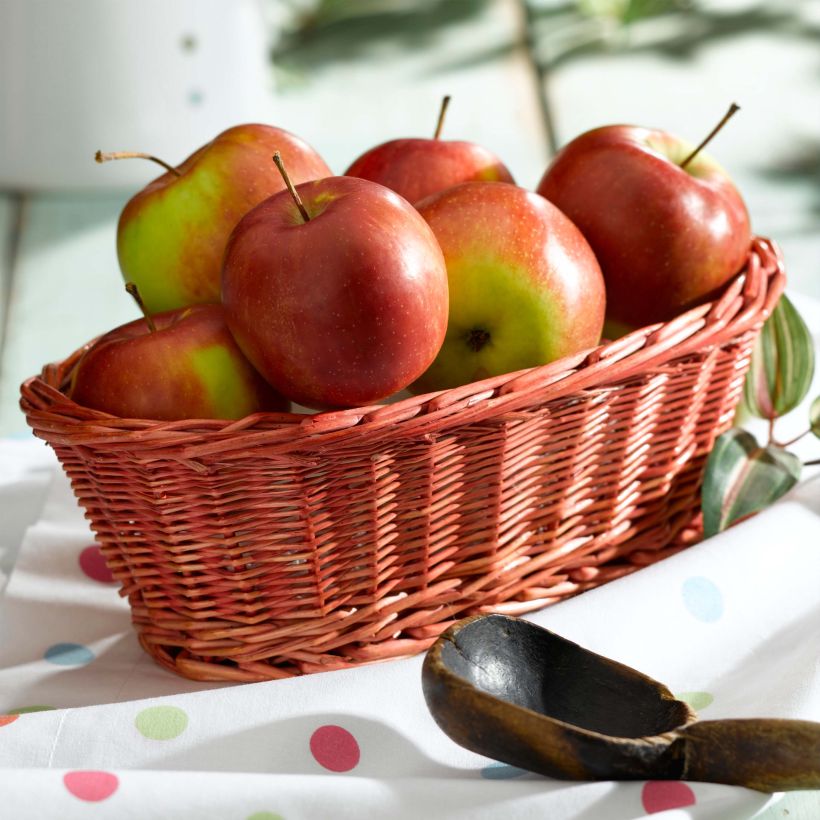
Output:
[{"xmin": 422, "ymin": 614, "xmax": 820, "ymax": 791}]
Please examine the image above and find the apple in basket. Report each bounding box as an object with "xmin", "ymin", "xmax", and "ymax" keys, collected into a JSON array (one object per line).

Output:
[
  {"xmin": 96, "ymin": 124, "xmax": 332, "ymax": 314},
  {"xmin": 411, "ymin": 181, "xmax": 606, "ymax": 393},
  {"xmin": 222, "ymin": 154, "xmax": 449, "ymax": 409},
  {"xmin": 69, "ymin": 286, "xmax": 286, "ymax": 420},
  {"xmin": 345, "ymin": 96, "xmax": 514, "ymax": 205},
  {"xmin": 537, "ymin": 104, "xmax": 751, "ymax": 331}
]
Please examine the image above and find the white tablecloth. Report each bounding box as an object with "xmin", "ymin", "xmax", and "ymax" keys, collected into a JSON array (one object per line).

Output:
[
  {"xmin": 1, "ymin": 294, "xmax": 818, "ymax": 819},
  {"xmin": 1, "ymin": 433, "xmax": 818, "ymax": 819}
]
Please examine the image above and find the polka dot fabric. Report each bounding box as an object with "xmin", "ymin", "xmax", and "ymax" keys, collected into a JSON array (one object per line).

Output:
[
  {"xmin": 309, "ymin": 725, "xmax": 360, "ymax": 772},
  {"xmin": 641, "ymin": 781, "xmax": 697, "ymax": 814},
  {"xmin": 43, "ymin": 643, "xmax": 95, "ymax": 666},
  {"xmin": 78, "ymin": 544, "xmax": 115, "ymax": 584},
  {"xmin": 481, "ymin": 762, "xmax": 528, "ymax": 780},
  {"xmin": 0, "ymin": 706, "xmax": 55, "ymax": 728},
  {"xmin": 682, "ymin": 576, "xmax": 725, "ymax": 623},
  {"xmin": 135, "ymin": 706, "xmax": 189, "ymax": 740},
  {"xmin": 63, "ymin": 771, "xmax": 119, "ymax": 802},
  {"xmin": 678, "ymin": 691, "xmax": 714, "ymax": 712},
  {"xmin": 2, "ymin": 438, "xmax": 818, "ymax": 819},
  {"xmin": 9, "ymin": 705, "xmax": 56, "ymax": 714}
]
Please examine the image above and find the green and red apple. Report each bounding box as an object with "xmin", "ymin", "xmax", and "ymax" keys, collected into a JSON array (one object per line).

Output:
[
  {"xmin": 222, "ymin": 172, "xmax": 449, "ymax": 409},
  {"xmin": 345, "ymin": 97, "xmax": 514, "ymax": 205},
  {"xmin": 69, "ymin": 303, "xmax": 286, "ymax": 420},
  {"xmin": 537, "ymin": 120, "xmax": 751, "ymax": 329},
  {"xmin": 412, "ymin": 181, "xmax": 606, "ymax": 393},
  {"xmin": 108, "ymin": 124, "xmax": 332, "ymax": 315}
]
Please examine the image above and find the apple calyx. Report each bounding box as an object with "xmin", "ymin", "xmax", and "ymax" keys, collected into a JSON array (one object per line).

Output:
[
  {"xmin": 125, "ymin": 282, "xmax": 157, "ymax": 333},
  {"xmin": 433, "ymin": 95, "xmax": 452, "ymax": 140},
  {"xmin": 680, "ymin": 102, "xmax": 740, "ymax": 170},
  {"xmin": 466, "ymin": 327, "xmax": 491, "ymax": 352},
  {"xmin": 95, "ymin": 150, "xmax": 181, "ymax": 178},
  {"xmin": 272, "ymin": 151, "xmax": 311, "ymax": 223}
]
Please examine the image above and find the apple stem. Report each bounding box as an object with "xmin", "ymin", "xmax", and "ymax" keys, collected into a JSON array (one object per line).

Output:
[
  {"xmin": 125, "ymin": 282, "xmax": 157, "ymax": 333},
  {"xmin": 433, "ymin": 95, "xmax": 451, "ymax": 140},
  {"xmin": 680, "ymin": 103, "xmax": 740, "ymax": 170},
  {"xmin": 95, "ymin": 150, "xmax": 181, "ymax": 177},
  {"xmin": 272, "ymin": 151, "xmax": 311, "ymax": 223}
]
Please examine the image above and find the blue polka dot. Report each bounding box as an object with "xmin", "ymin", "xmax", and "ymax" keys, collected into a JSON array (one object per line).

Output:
[
  {"xmin": 682, "ymin": 577, "xmax": 724, "ymax": 622},
  {"xmin": 481, "ymin": 762, "xmax": 528, "ymax": 779},
  {"xmin": 44, "ymin": 643, "xmax": 95, "ymax": 666}
]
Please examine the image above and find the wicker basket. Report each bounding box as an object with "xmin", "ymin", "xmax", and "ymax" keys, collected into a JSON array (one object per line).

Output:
[{"xmin": 20, "ymin": 238, "xmax": 784, "ymax": 682}]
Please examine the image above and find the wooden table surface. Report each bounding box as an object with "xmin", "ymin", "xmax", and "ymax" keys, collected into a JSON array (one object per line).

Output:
[{"xmin": 0, "ymin": 2, "xmax": 816, "ymax": 815}]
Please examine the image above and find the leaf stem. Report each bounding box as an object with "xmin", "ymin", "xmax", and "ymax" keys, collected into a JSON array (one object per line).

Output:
[
  {"xmin": 772, "ymin": 429, "xmax": 811, "ymax": 449},
  {"xmin": 804, "ymin": 458, "xmax": 820, "ymax": 467}
]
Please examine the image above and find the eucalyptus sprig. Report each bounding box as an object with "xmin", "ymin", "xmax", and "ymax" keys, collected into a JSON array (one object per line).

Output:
[{"xmin": 702, "ymin": 294, "xmax": 818, "ymax": 537}]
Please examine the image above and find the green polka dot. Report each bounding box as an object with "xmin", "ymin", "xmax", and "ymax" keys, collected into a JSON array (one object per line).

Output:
[
  {"xmin": 9, "ymin": 705, "xmax": 56, "ymax": 714},
  {"xmin": 246, "ymin": 813, "xmax": 284, "ymax": 820},
  {"xmin": 678, "ymin": 691, "xmax": 714, "ymax": 711},
  {"xmin": 135, "ymin": 705, "xmax": 189, "ymax": 740}
]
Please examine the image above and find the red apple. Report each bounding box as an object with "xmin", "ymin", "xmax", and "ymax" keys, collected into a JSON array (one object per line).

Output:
[
  {"xmin": 345, "ymin": 96, "xmax": 514, "ymax": 205},
  {"xmin": 222, "ymin": 172, "xmax": 449, "ymax": 409},
  {"xmin": 412, "ymin": 181, "xmax": 606, "ymax": 393},
  {"xmin": 69, "ymin": 304, "xmax": 286, "ymax": 420},
  {"xmin": 536, "ymin": 116, "xmax": 751, "ymax": 328},
  {"xmin": 101, "ymin": 124, "xmax": 332, "ymax": 314}
]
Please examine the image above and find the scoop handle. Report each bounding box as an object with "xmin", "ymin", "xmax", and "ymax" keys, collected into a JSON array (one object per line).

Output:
[{"xmin": 670, "ymin": 719, "xmax": 820, "ymax": 792}]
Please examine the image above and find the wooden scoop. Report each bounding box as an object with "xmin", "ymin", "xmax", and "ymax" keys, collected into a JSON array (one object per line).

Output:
[{"xmin": 422, "ymin": 614, "xmax": 820, "ymax": 791}]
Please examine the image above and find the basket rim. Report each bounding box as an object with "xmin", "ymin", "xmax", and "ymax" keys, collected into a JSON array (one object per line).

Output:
[{"xmin": 20, "ymin": 237, "xmax": 785, "ymax": 455}]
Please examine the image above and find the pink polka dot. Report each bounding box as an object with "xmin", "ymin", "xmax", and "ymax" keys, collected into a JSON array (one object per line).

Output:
[
  {"xmin": 0, "ymin": 715, "xmax": 19, "ymax": 728},
  {"xmin": 310, "ymin": 725, "xmax": 360, "ymax": 772},
  {"xmin": 79, "ymin": 544, "xmax": 114, "ymax": 583},
  {"xmin": 642, "ymin": 781, "xmax": 696, "ymax": 814},
  {"xmin": 63, "ymin": 770, "xmax": 119, "ymax": 802}
]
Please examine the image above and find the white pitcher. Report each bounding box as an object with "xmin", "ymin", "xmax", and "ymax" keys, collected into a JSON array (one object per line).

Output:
[{"xmin": 0, "ymin": 0, "xmax": 275, "ymax": 189}]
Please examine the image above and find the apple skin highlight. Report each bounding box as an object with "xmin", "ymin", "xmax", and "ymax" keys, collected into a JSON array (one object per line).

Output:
[
  {"xmin": 412, "ymin": 181, "xmax": 606, "ymax": 393},
  {"xmin": 346, "ymin": 138, "xmax": 514, "ymax": 206},
  {"xmin": 537, "ymin": 125, "xmax": 751, "ymax": 328},
  {"xmin": 69, "ymin": 304, "xmax": 286, "ymax": 420},
  {"xmin": 222, "ymin": 176, "xmax": 449, "ymax": 409},
  {"xmin": 117, "ymin": 124, "xmax": 332, "ymax": 314}
]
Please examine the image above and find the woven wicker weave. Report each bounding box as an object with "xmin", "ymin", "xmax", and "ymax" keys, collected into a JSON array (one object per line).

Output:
[{"xmin": 20, "ymin": 238, "xmax": 784, "ymax": 682}]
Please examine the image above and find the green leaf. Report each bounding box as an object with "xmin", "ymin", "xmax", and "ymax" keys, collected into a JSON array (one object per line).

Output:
[
  {"xmin": 577, "ymin": 0, "xmax": 687, "ymax": 23},
  {"xmin": 743, "ymin": 294, "xmax": 815, "ymax": 420},
  {"xmin": 811, "ymin": 396, "xmax": 820, "ymax": 438},
  {"xmin": 702, "ymin": 429, "xmax": 802, "ymax": 537}
]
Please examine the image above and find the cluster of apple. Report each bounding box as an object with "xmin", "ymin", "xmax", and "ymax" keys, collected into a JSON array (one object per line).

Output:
[{"xmin": 69, "ymin": 100, "xmax": 751, "ymax": 421}]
